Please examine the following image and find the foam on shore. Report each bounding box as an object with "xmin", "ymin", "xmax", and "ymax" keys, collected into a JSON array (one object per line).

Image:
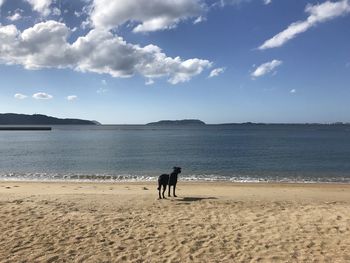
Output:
[{"xmin": 1, "ymin": 172, "xmax": 350, "ymax": 183}]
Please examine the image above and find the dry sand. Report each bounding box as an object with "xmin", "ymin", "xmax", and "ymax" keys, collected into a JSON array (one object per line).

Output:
[{"xmin": 0, "ymin": 181, "xmax": 349, "ymax": 262}]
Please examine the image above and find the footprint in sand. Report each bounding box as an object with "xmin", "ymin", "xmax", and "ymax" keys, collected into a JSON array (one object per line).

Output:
[{"xmin": 5, "ymin": 186, "xmax": 11, "ymax": 189}]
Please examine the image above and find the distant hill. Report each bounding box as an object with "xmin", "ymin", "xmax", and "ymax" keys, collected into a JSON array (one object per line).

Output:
[
  {"xmin": 218, "ymin": 122, "xmax": 266, "ymax": 126},
  {"xmin": 0, "ymin": 113, "xmax": 99, "ymax": 125},
  {"xmin": 147, "ymin": 119, "xmax": 206, "ymax": 125}
]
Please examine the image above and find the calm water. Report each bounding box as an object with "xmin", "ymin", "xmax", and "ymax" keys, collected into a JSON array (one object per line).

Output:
[{"xmin": 1, "ymin": 124, "xmax": 350, "ymax": 182}]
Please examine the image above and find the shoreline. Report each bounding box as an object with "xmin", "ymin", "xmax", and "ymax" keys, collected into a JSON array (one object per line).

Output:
[
  {"xmin": 3, "ymin": 179, "xmax": 350, "ymax": 187},
  {"xmin": 1, "ymin": 177, "xmax": 350, "ymax": 184}
]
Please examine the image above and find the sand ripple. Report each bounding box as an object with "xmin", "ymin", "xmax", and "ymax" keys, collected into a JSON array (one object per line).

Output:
[{"xmin": 0, "ymin": 182, "xmax": 350, "ymax": 262}]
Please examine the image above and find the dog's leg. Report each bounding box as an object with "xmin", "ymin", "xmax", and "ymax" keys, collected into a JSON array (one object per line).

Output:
[
  {"xmin": 168, "ymin": 185, "xmax": 171, "ymax": 197},
  {"xmin": 173, "ymin": 184, "xmax": 177, "ymax": 197},
  {"xmin": 162, "ymin": 185, "xmax": 166, "ymax": 199},
  {"xmin": 158, "ymin": 182, "xmax": 162, "ymax": 199}
]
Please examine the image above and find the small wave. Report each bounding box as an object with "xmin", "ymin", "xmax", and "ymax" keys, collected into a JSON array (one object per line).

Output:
[
  {"xmin": 1, "ymin": 172, "xmax": 350, "ymax": 184},
  {"xmin": 0, "ymin": 172, "xmax": 157, "ymax": 182}
]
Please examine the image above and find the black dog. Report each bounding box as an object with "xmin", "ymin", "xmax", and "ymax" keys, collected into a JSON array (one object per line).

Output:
[{"xmin": 157, "ymin": 167, "xmax": 181, "ymax": 199}]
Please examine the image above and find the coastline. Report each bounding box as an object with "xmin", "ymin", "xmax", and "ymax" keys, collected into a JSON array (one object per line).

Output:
[
  {"xmin": 1, "ymin": 181, "xmax": 350, "ymax": 262},
  {"xmin": 2, "ymin": 179, "xmax": 350, "ymax": 185},
  {"xmin": 2, "ymin": 174, "xmax": 350, "ymax": 184}
]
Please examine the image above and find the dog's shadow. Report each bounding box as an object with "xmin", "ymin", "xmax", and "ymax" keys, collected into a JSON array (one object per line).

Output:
[{"xmin": 176, "ymin": 197, "xmax": 217, "ymax": 202}]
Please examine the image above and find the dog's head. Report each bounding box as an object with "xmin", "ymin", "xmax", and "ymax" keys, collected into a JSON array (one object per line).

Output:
[{"xmin": 173, "ymin": 167, "xmax": 182, "ymax": 173}]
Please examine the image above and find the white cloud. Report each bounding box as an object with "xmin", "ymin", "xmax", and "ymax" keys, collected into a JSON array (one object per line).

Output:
[
  {"xmin": 52, "ymin": 7, "xmax": 61, "ymax": 16},
  {"xmin": 0, "ymin": 21, "xmax": 73, "ymax": 69},
  {"xmin": 67, "ymin": 95, "xmax": 77, "ymax": 101},
  {"xmin": 193, "ymin": 16, "xmax": 206, "ymax": 24},
  {"xmin": 74, "ymin": 11, "xmax": 83, "ymax": 17},
  {"xmin": 0, "ymin": 0, "xmax": 5, "ymax": 8},
  {"xmin": 25, "ymin": 0, "xmax": 52, "ymax": 16},
  {"xmin": 101, "ymin": 79, "xmax": 107, "ymax": 85},
  {"xmin": 7, "ymin": 11, "xmax": 22, "ymax": 21},
  {"xmin": 0, "ymin": 21, "xmax": 211, "ymax": 84},
  {"xmin": 259, "ymin": 0, "xmax": 350, "ymax": 50},
  {"xmin": 166, "ymin": 58, "xmax": 212, "ymax": 84},
  {"xmin": 14, "ymin": 93, "xmax": 27, "ymax": 99},
  {"xmin": 251, "ymin": 60, "xmax": 282, "ymax": 78},
  {"xmin": 80, "ymin": 20, "xmax": 90, "ymax": 30},
  {"xmin": 215, "ymin": 0, "xmax": 251, "ymax": 8},
  {"xmin": 97, "ymin": 87, "xmax": 108, "ymax": 93},
  {"xmin": 263, "ymin": 0, "xmax": 272, "ymax": 5},
  {"xmin": 90, "ymin": 0, "xmax": 205, "ymax": 32},
  {"xmin": 290, "ymin": 89, "xmax": 296, "ymax": 93},
  {"xmin": 32, "ymin": 92, "xmax": 53, "ymax": 99},
  {"xmin": 73, "ymin": 29, "xmax": 212, "ymax": 83},
  {"xmin": 209, "ymin": 67, "xmax": 225, "ymax": 78},
  {"xmin": 145, "ymin": 78, "xmax": 154, "ymax": 85}
]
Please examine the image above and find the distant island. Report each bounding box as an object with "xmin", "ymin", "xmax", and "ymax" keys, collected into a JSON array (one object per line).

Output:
[
  {"xmin": 217, "ymin": 122, "xmax": 350, "ymax": 126},
  {"xmin": 147, "ymin": 120, "xmax": 350, "ymax": 126},
  {"xmin": 0, "ymin": 113, "xmax": 99, "ymax": 125},
  {"xmin": 147, "ymin": 119, "xmax": 206, "ymax": 126}
]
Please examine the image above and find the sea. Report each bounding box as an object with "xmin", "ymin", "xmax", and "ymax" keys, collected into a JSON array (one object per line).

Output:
[{"xmin": 1, "ymin": 124, "xmax": 350, "ymax": 183}]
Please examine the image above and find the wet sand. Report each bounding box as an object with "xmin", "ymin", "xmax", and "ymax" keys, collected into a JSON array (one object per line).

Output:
[{"xmin": 0, "ymin": 181, "xmax": 349, "ymax": 262}]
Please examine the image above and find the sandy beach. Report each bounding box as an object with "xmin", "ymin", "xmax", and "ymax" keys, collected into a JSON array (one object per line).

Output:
[{"xmin": 0, "ymin": 181, "xmax": 349, "ymax": 262}]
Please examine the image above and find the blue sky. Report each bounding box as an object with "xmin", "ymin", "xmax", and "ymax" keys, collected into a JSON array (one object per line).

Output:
[{"xmin": 0, "ymin": 0, "xmax": 349, "ymax": 124}]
